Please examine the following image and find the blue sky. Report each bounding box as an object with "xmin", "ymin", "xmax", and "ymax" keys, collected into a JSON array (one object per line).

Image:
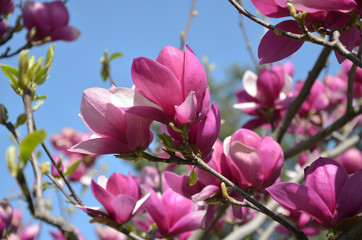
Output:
[{"xmin": 0, "ymin": 1, "xmax": 342, "ymax": 239}]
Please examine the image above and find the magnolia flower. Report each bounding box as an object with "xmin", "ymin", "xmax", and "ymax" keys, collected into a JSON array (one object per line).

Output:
[
  {"xmin": 224, "ymin": 129, "xmax": 284, "ymax": 192},
  {"xmin": 0, "ymin": 0, "xmax": 14, "ymax": 16},
  {"xmin": 22, "ymin": 1, "xmax": 80, "ymax": 42},
  {"xmin": 49, "ymin": 229, "xmax": 85, "ymax": 240},
  {"xmin": 267, "ymin": 157, "xmax": 362, "ymax": 228},
  {"xmin": 336, "ymin": 148, "xmax": 362, "ymax": 174},
  {"xmin": 145, "ymin": 188, "xmax": 205, "ymax": 238},
  {"xmin": 341, "ymin": 60, "xmax": 362, "ymax": 98},
  {"xmin": 79, "ymin": 173, "xmax": 149, "ymax": 225},
  {"xmin": 20, "ymin": 225, "xmax": 40, "ymax": 240},
  {"xmin": 0, "ymin": 201, "xmax": 13, "ymax": 228},
  {"xmin": 110, "ymin": 45, "xmax": 210, "ymax": 127},
  {"xmin": 95, "ymin": 225, "xmax": 126, "ymax": 240},
  {"xmin": 252, "ymin": 0, "xmax": 359, "ymax": 63},
  {"xmin": 165, "ymin": 103, "xmax": 221, "ymax": 162},
  {"xmin": 0, "ymin": 21, "xmax": 7, "ymax": 38},
  {"xmin": 70, "ymin": 87, "xmax": 153, "ymax": 155},
  {"xmin": 234, "ymin": 64, "xmax": 293, "ymax": 129}
]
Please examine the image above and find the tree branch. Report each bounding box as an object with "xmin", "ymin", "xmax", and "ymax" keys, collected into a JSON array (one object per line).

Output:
[{"xmin": 272, "ymin": 46, "xmax": 332, "ymax": 142}]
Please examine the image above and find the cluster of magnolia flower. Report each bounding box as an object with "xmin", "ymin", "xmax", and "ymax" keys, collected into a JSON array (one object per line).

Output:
[
  {"xmin": 61, "ymin": 45, "xmax": 362, "ymax": 239},
  {"xmin": 235, "ymin": 59, "xmax": 362, "ymax": 134},
  {"xmin": 0, "ymin": 199, "xmax": 127, "ymax": 240},
  {"xmin": 0, "ymin": 0, "xmax": 79, "ymax": 43},
  {"xmin": 51, "ymin": 128, "xmax": 98, "ymax": 184}
]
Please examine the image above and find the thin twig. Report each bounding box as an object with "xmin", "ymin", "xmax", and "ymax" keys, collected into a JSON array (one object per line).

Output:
[
  {"xmin": 41, "ymin": 143, "xmax": 84, "ymax": 206},
  {"xmin": 179, "ymin": 144, "xmax": 308, "ymax": 240},
  {"xmin": 284, "ymin": 105, "xmax": 362, "ymax": 159},
  {"xmin": 227, "ymin": 0, "xmax": 362, "ymax": 67},
  {"xmin": 271, "ymin": 47, "xmax": 332, "ymax": 143},
  {"xmin": 180, "ymin": 0, "xmax": 197, "ymax": 50},
  {"xmin": 238, "ymin": 14, "xmax": 259, "ymax": 70}
]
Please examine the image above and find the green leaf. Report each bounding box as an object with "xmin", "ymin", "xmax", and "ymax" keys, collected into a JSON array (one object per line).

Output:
[
  {"xmin": 157, "ymin": 133, "xmax": 178, "ymax": 152},
  {"xmin": 19, "ymin": 130, "xmax": 47, "ymax": 165},
  {"xmin": 110, "ymin": 52, "xmax": 123, "ymax": 60},
  {"xmin": 33, "ymin": 95, "xmax": 47, "ymax": 101},
  {"xmin": 188, "ymin": 167, "xmax": 198, "ymax": 186},
  {"xmin": 42, "ymin": 182, "xmax": 51, "ymax": 191},
  {"xmin": 1, "ymin": 64, "xmax": 19, "ymax": 85},
  {"xmin": 0, "ymin": 104, "xmax": 9, "ymax": 124},
  {"xmin": 6, "ymin": 146, "xmax": 18, "ymax": 177},
  {"xmin": 32, "ymin": 100, "xmax": 44, "ymax": 112},
  {"xmin": 15, "ymin": 113, "xmax": 27, "ymax": 128},
  {"xmin": 27, "ymin": 56, "xmax": 44, "ymax": 81},
  {"xmin": 64, "ymin": 158, "xmax": 82, "ymax": 176},
  {"xmin": 45, "ymin": 44, "xmax": 55, "ymax": 69}
]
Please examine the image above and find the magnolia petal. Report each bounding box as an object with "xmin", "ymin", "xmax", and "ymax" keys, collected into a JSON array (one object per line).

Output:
[
  {"xmin": 192, "ymin": 185, "xmax": 220, "ymax": 202},
  {"xmin": 229, "ymin": 141, "xmax": 264, "ymax": 189},
  {"xmin": 133, "ymin": 192, "xmax": 151, "ymax": 216},
  {"xmin": 106, "ymin": 172, "xmax": 128, "ymax": 196},
  {"xmin": 146, "ymin": 191, "xmax": 169, "ymax": 234},
  {"xmin": 242, "ymin": 70, "xmax": 258, "ymax": 97},
  {"xmin": 334, "ymin": 169, "xmax": 362, "ymax": 225},
  {"xmin": 242, "ymin": 117, "xmax": 268, "ymax": 130},
  {"xmin": 201, "ymin": 205, "xmax": 216, "ymax": 229},
  {"xmin": 91, "ymin": 180, "xmax": 115, "ymax": 217},
  {"xmin": 279, "ymin": 74, "xmax": 292, "ymax": 99},
  {"xmin": 168, "ymin": 210, "xmax": 206, "ymax": 236},
  {"xmin": 305, "ymin": 157, "xmax": 348, "ymax": 215},
  {"xmin": 164, "ymin": 172, "xmax": 204, "ymax": 198},
  {"xmin": 183, "ymin": 45, "xmax": 207, "ymax": 105},
  {"xmin": 80, "ymin": 88, "xmax": 126, "ymax": 141},
  {"xmin": 190, "ymin": 103, "xmax": 221, "ymax": 162},
  {"xmin": 51, "ymin": 25, "xmax": 80, "ymax": 41},
  {"xmin": 69, "ymin": 138, "xmax": 133, "ymax": 155},
  {"xmin": 162, "ymin": 189, "xmax": 194, "ymax": 227},
  {"xmin": 131, "ymin": 56, "xmax": 183, "ymax": 115},
  {"xmin": 111, "ymin": 195, "xmax": 136, "ymax": 224},
  {"xmin": 275, "ymin": 0, "xmax": 356, "ymax": 13},
  {"xmin": 251, "ymin": 0, "xmax": 290, "ymax": 17},
  {"xmin": 267, "ymin": 182, "xmax": 332, "ymax": 226},
  {"xmin": 46, "ymin": 1, "xmax": 69, "ymax": 28},
  {"xmin": 258, "ymin": 136, "xmax": 284, "ymax": 189},
  {"xmin": 259, "ymin": 20, "xmax": 304, "ymax": 64},
  {"xmin": 174, "ymin": 91, "xmax": 197, "ymax": 125},
  {"xmin": 110, "ymin": 86, "xmax": 161, "ymax": 110},
  {"xmin": 156, "ymin": 46, "xmax": 185, "ymax": 84},
  {"xmin": 335, "ymin": 26, "xmax": 360, "ymax": 63},
  {"xmin": 230, "ymin": 128, "xmax": 261, "ymax": 149},
  {"xmin": 76, "ymin": 205, "xmax": 108, "ymax": 218}
]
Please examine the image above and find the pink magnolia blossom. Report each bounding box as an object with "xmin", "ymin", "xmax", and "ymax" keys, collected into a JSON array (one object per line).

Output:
[
  {"xmin": 224, "ymin": 129, "xmax": 284, "ymax": 192},
  {"xmin": 253, "ymin": 0, "xmax": 360, "ymax": 63},
  {"xmin": 51, "ymin": 128, "xmax": 92, "ymax": 156},
  {"xmin": 111, "ymin": 45, "xmax": 210, "ymax": 127},
  {"xmin": 165, "ymin": 103, "xmax": 221, "ymax": 162},
  {"xmin": 20, "ymin": 225, "xmax": 40, "ymax": 240},
  {"xmin": 145, "ymin": 188, "xmax": 205, "ymax": 238},
  {"xmin": 336, "ymin": 148, "xmax": 362, "ymax": 174},
  {"xmin": 294, "ymin": 80, "xmax": 329, "ymax": 116},
  {"xmin": 49, "ymin": 229, "xmax": 85, "ymax": 240},
  {"xmin": 267, "ymin": 157, "xmax": 362, "ymax": 228},
  {"xmin": 0, "ymin": 0, "xmax": 14, "ymax": 16},
  {"xmin": 22, "ymin": 1, "xmax": 80, "ymax": 42},
  {"xmin": 0, "ymin": 21, "xmax": 7, "ymax": 38},
  {"xmin": 78, "ymin": 173, "xmax": 149, "ymax": 225},
  {"xmin": 95, "ymin": 225, "xmax": 126, "ymax": 240},
  {"xmin": 340, "ymin": 60, "xmax": 362, "ymax": 98},
  {"xmin": 0, "ymin": 201, "xmax": 13, "ymax": 228},
  {"xmin": 234, "ymin": 64, "xmax": 293, "ymax": 129},
  {"xmin": 69, "ymin": 87, "xmax": 153, "ymax": 155},
  {"xmin": 276, "ymin": 206, "xmax": 321, "ymax": 236}
]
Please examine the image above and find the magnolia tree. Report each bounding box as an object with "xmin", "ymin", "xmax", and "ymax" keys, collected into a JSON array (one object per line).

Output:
[{"xmin": 0, "ymin": 0, "xmax": 362, "ymax": 240}]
